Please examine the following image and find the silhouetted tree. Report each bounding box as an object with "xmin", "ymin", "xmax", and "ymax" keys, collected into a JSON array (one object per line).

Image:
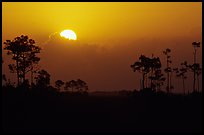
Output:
[
  {"xmin": 175, "ymin": 61, "xmax": 188, "ymax": 95},
  {"xmin": 55, "ymin": 80, "xmax": 65, "ymax": 91},
  {"xmin": 148, "ymin": 55, "xmax": 165, "ymax": 90},
  {"xmin": 196, "ymin": 65, "xmax": 202, "ymax": 92},
  {"xmin": 76, "ymin": 79, "xmax": 89, "ymax": 92},
  {"xmin": 149, "ymin": 69, "xmax": 165, "ymax": 92},
  {"xmin": 30, "ymin": 64, "xmax": 41, "ymax": 87},
  {"xmin": 64, "ymin": 79, "xmax": 88, "ymax": 93},
  {"xmin": 131, "ymin": 55, "xmax": 165, "ymax": 91},
  {"xmin": 187, "ymin": 63, "xmax": 202, "ymax": 92},
  {"xmin": 131, "ymin": 55, "xmax": 151, "ymax": 90},
  {"xmin": 3, "ymin": 35, "xmax": 41, "ymax": 86},
  {"xmin": 195, "ymin": 65, "xmax": 202, "ymax": 92},
  {"xmin": 192, "ymin": 42, "xmax": 201, "ymax": 92},
  {"xmin": 163, "ymin": 48, "xmax": 172, "ymax": 93},
  {"xmin": 35, "ymin": 69, "xmax": 50, "ymax": 88},
  {"xmin": 172, "ymin": 67, "xmax": 178, "ymax": 90},
  {"xmin": 67, "ymin": 80, "xmax": 77, "ymax": 93}
]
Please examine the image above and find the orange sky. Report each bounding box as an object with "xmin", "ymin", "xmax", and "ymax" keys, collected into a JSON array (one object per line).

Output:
[{"xmin": 2, "ymin": 2, "xmax": 202, "ymax": 93}]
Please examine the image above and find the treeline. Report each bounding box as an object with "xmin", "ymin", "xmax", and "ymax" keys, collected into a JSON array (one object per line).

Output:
[
  {"xmin": 2, "ymin": 35, "xmax": 202, "ymax": 95},
  {"xmin": 130, "ymin": 43, "xmax": 201, "ymax": 94},
  {"xmin": 2, "ymin": 35, "xmax": 88, "ymax": 94}
]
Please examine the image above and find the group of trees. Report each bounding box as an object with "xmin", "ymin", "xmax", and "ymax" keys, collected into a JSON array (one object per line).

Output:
[
  {"xmin": 3, "ymin": 35, "xmax": 41, "ymax": 87},
  {"xmin": 131, "ymin": 44, "xmax": 202, "ymax": 94},
  {"xmin": 56, "ymin": 79, "xmax": 88, "ymax": 93},
  {"xmin": 130, "ymin": 55, "xmax": 165, "ymax": 92},
  {"xmin": 2, "ymin": 35, "xmax": 201, "ymax": 95},
  {"xmin": 173, "ymin": 60, "xmax": 202, "ymax": 94},
  {"xmin": 2, "ymin": 35, "xmax": 88, "ymax": 93}
]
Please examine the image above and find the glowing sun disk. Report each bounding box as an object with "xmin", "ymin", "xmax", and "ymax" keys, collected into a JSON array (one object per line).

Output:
[{"xmin": 60, "ymin": 30, "xmax": 77, "ymax": 40}]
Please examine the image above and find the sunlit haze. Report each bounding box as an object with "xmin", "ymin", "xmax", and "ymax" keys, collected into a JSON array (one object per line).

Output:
[{"xmin": 2, "ymin": 2, "xmax": 202, "ymax": 93}]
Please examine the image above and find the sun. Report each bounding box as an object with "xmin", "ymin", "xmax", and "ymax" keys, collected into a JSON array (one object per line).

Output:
[{"xmin": 60, "ymin": 30, "xmax": 77, "ymax": 40}]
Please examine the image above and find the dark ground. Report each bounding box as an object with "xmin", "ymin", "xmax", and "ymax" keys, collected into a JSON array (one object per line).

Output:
[{"xmin": 1, "ymin": 88, "xmax": 203, "ymax": 133}]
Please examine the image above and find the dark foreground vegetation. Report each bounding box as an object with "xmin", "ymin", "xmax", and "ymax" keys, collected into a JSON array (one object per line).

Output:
[
  {"xmin": 2, "ymin": 35, "xmax": 202, "ymax": 133},
  {"xmin": 1, "ymin": 87, "xmax": 202, "ymax": 133}
]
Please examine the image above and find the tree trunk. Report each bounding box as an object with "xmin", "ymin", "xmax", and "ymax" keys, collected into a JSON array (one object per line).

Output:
[
  {"xmin": 166, "ymin": 56, "xmax": 169, "ymax": 93},
  {"xmin": 16, "ymin": 54, "xmax": 20, "ymax": 87},
  {"xmin": 145, "ymin": 74, "xmax": 148, "ymax": 88},
  {"xmin": 167, "ymin": 73, "xmax": 169, "ymax": 93},
  {"xmin": 31, "ymin": 66, "xmax": 34, "ymax": 87},
  {"xmin": 170, "ymin": 72, "xmax": 172, "ymax": 93},
  {"xmin": 22, "ymin": 54, "xmax": 26, "ymax": 83},
  {"xmin": 197, "ymin": 74, "xmax": 199, "ymax": 92},
  {"xmin": 183, "ymin": 78, "xmax": 185, "ymax": 95},
  {"xmin": 193, "ymin": 68, "xmax": 196, "ymax": 92},
  {"xmin": 193, "ymin": 49, "xmax": 196, "ymax": 92},
  {"xmin": 142, "ymin": 73, "xmax": 145, "ymax": 90},
  {"xmin": 151, "ymin": 69, "xmax": 153, "ymax": 89},
  {"xmin": 140, "ymin": 79, "xmax": 142, "ymax": 90}
]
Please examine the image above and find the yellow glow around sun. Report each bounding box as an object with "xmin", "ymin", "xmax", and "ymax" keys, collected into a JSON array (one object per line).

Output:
[{"xmin": 60, "ymin": 30, "xmax": 77, "ymax": 40}]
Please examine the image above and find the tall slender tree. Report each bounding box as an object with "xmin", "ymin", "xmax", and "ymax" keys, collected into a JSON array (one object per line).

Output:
[
  {"xmin": 192, "ymin": 42, "xmax": 200, "ymax": 92},
  {"xmin": 175, "ymin": 61, "xmax": 188, "ymax": 95},
  {"xmin": 196, "ymin": 65, "xmax": 202, "ymax": 92},
  {"xmin": 163, "ymin": 48, "xmax": 172, "ymax": 93},
  {"xmin": 187, "ymin": 63, "xmax": 202, "ymax": 92}
]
